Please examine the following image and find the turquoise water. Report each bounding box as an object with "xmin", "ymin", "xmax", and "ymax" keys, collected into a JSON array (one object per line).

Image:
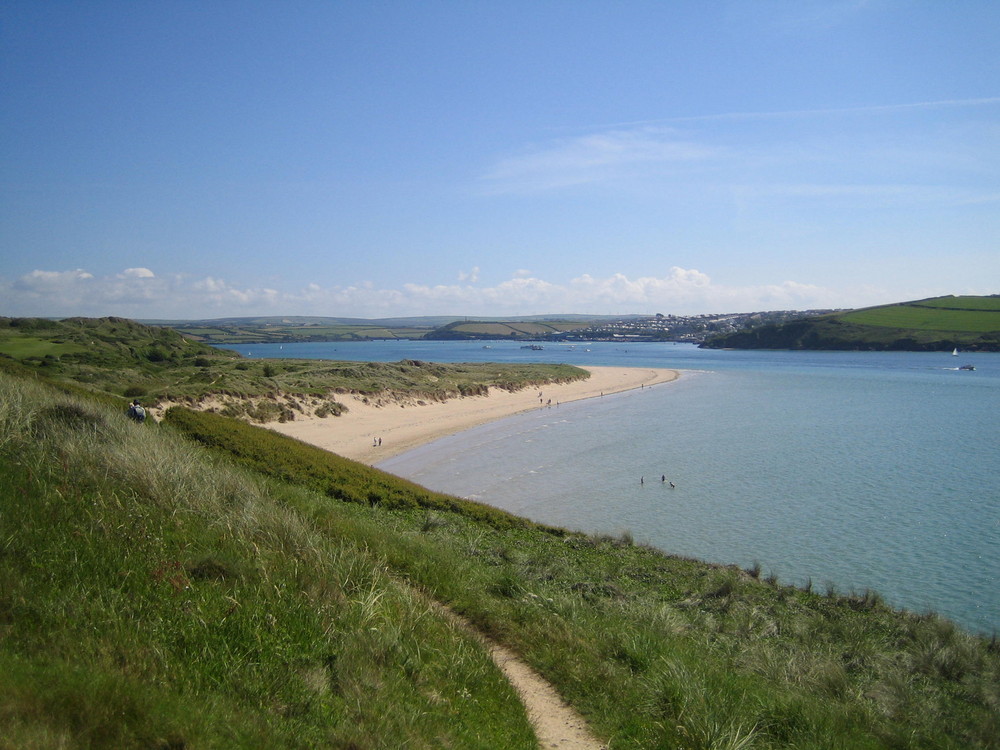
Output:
[{"xmin": 228, "ymin": 341, "xmax": 1000, "ymax": 634}]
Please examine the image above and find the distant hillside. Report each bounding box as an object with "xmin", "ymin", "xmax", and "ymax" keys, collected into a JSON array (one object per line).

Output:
[
  {"xmin": 144, "ymin": 314, "xmax": 458, "ymax": 328},
  {"xmin": 425, "ymin": 319, "xmax": 593, "ymax": 340},
  {"xmin": 702, "ymin": 295, "xmax": 1000, "ymax": 351},
  {"xmin": 426, "ymin": 310, "xmax": 835, "ymax": 343},
  {"xmin": 150, "ymin": 315, "xmax": 622, "ymax": 345}
]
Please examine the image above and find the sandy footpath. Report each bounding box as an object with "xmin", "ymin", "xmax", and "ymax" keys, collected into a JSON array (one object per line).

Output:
[{"xmin": 266, "ymin": 366, "xmax": 678, "ymax": 463}]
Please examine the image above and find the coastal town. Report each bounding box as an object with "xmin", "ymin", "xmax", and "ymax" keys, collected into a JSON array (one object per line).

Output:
[{"xmin": 544, "ymin": 309, "xmax": 837, "ymax": 343}]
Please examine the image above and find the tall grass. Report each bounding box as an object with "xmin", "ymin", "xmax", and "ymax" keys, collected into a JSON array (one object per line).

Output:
[
  {"xmin": 4, "ymin": 368, "xmax": 1000, "ymax": 748},
  {"xmin": 0, "ymin": 372, "xmax": 535, "ymax": 748}
]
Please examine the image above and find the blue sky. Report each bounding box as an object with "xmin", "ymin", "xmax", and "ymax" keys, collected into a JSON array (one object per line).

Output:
[{"xmin": 2, "ymin": 1, "xmax": 998, "ymax": 319}]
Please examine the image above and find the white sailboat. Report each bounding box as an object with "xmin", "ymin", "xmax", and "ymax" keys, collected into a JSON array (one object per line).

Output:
[{"xmin": 952, "ymin": 347, "xmax": 959, "ymax": 356}]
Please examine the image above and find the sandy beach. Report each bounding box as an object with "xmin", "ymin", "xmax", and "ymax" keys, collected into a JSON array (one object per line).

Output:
[{"xmin": 266, "ymin": 366, "xmax": 678, "ymax": 463}]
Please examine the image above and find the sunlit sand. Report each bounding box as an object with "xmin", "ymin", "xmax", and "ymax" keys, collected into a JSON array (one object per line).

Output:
[{"xmin": 266, "ymin": 366, "xmax": 679, "ymax": 462}]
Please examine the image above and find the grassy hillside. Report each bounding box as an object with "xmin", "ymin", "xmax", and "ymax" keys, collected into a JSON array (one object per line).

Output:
[
  {"xmin": 702, "ymin": 295, "xmax": 1000, "ymax": 351},
  {"xmin": 0, "ymin": 317, "xmax": 588, "ymax": 420},
  {"xmin": 171, "ymin": 322, "xmax": 431, "ymax": 344},
  {"xmin": 0, "ymin": 316, "xmax": 232, "ymax": 365},
  {"xmin": 3, "ymin": 368, "xmax": 998, "ymax": 748},
  {"xmin": 0, "ymin": 372, "xmax": 535, "ymax": 748},
  {"xmin": 839, "ymin": 297, "xmax": 1000, "ymax": 333},
  {"xmin": 426, "ymin": 320, "xmax": 591, "ymax": 340},
  {"xmin": 156, "ymin": 315, "xmax": 613, "ymax": 345}
]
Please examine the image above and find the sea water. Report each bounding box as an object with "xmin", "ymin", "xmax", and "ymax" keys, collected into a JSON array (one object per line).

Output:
[{"xmin": 227, "ymin": 341, "xmax": 1000, "ymax": 634}]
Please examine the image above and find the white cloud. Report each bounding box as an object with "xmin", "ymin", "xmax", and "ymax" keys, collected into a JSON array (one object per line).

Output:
[
  {"xmin": 121, "ymin": 267, "xmax": 155, "ymax": 278},
  {"xmin": 15, "ymin": 269, "xmax": 94, "ymax": 289},
  {"xmin": 457, "ymin": 266, "xmax": 479, "ymax": 283},
  {"xmin": 482, "ymin": 128, "xmax": 719, "ymax": 193},
  {"xmin": 0, "ymin": 265, "xmax": 891, "ymax": 320}
]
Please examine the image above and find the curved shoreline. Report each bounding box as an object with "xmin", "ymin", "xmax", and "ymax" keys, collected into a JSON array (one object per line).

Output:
[{"xmin": 266, "ymin": 366, "xmax": 679, "ymax": 462}]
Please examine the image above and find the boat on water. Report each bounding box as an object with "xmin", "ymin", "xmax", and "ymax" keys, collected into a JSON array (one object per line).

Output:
[
  {"xmin": 520, "ymin": 344, "xmax": 544, "ymax": 350},
  {"xmin": 953, "ymin": 348, "xmax": 959, "ymax": 356},
  {"xmin": 959, "ymin": 363, "xmax": 975, "ymax": 371}
]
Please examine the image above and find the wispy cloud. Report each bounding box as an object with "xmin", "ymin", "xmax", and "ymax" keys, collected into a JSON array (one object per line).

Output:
[
  {"xmin": 571, "ymin": 97, "xmax": 1000, "ymax": 133},
  {"xmin": 485, "ymin": 96, "xmax": 999, "ymax": 204},
  {"xmin": 482, "ymin": 128, "xmax": 720, "ymax": 193}
]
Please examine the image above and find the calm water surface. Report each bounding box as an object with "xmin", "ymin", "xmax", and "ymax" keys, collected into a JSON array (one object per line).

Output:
[{"xmin": 228, "ymin": 341, "xmax": 1000, "ymax": 633}]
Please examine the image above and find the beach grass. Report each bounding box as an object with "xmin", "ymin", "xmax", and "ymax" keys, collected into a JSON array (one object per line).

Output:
[
  {"xmin": 0, "ymin": 316, "xmax": 588, "ymax": 417},
  {"xmin": 0, "ymin": 371, "xmax": 536, "ymax": 748},
  {"xmin": 3, "ymin": 357, "xmax": 999, "ymax": 747}
]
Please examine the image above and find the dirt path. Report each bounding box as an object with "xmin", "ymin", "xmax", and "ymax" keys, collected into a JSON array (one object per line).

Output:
[
  {"xmin": 428, "ymin": 601, "xmax": 606, "ymax": 749},
  {"xmin": 488, "ymin": 640, "xmax": 607, "ymax": 749}
]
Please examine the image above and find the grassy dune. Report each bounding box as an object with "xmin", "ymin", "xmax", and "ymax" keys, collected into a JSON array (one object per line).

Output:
[
  {"xmin": 0, "ymin": 372, "xmax": 535, "ymax": 748},
  {"xmin": 3, "ymin": 368, "xmax": 999, "ymax": 748},
  {"xmin": 0, "ymin": 316, "xmax": 587, "ymax": 420}
]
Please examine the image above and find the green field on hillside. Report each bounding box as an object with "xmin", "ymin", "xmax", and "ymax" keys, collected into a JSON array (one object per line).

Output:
[
  {"xmin": 840, "ymin": 296, "xmax": 1000, "ymax": 332},
  {"xmin": 704, "ymin": 295, "xmax": 1000, "ymax": 351},
  {"xmin": 917, "ymin": 296, "xmax": 1000, "ymax": 311},
  {"xmin": 429, "ymin": 320, "xmax": 589, "ymax": 340}
]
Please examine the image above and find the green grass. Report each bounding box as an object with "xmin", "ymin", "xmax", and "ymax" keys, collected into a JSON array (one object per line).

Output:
[
  {"xmin": 171, "ymin": 322, "xmax": 430, "ymax": 343},
  {"xmin": 163, "ymin": 406, "xmax": 561, "ymax": 530},
  {"xmin": 0, "ymin": 372, "xmax": 535, "ymax": 749},
  {"xmin": 0, "ymin": 316, "xmax": 589, "ymax": 414},
  {"xmin": 705, "ymin": 295, "xmax": 1000, "ymax": 351},
  {"xmin": 0, "ymin": 337, "xmax": 89, "ymax": 359},
  {"xmin": 4, "ymin": 368, "xmax": 997, "ymax": 747},
  {"xmin": 431, "ymin": 320, "xmax": 589, "ymax": 340},
  {"xmin": 841, "ymin": 297, "xmax": 1000, "ymax": 333},
  {"xmin": 915, "ymin": 296, "xmax": 1000, "ymax": 312}
]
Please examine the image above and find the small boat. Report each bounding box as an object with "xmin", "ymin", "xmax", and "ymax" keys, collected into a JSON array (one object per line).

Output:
[
  {"xmin": 959, "ymin": 363, "xmax": 975, "ymax": 371},
  {"xmin": 952, "ymin": 348, "xmax": 959, "ymax": 356}
]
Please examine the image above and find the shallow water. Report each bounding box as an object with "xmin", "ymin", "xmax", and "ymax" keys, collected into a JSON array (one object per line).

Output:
[{"xmin": 230, "ymin": 341, "xmax": 1000, "ymax": 633}]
